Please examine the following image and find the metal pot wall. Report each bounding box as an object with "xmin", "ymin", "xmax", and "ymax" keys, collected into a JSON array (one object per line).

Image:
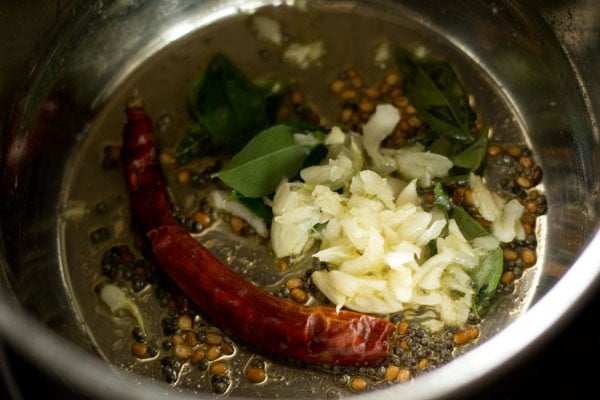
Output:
[{"xmin": 1, "ymin": 1, "xmax": 600, "ymax": 399}]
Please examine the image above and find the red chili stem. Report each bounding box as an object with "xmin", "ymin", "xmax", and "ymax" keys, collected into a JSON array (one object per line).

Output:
[{"xmin": 122, "ymin": 93, "xmax": 395, "ymax": 366}]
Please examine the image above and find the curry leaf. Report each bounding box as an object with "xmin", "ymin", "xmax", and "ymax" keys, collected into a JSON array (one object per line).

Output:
[
  {"xmin": 212, "ymin": 124, "xmax": 320, "ymax": 198},
  {"xmin": 450, "ymin": 126, "xmax": 490, "ymax": 170},
  {"xmin": 470, "ymin": 247, "xmax": 503, "ymax": 319},
  {"xmin": 236, "ymin": 196, "xmax": 273, "ymax": 222},
  {"xmin": 176, "ymin": 54, "xmax": 291, "ymax": 164},
  {"xmin": 433, "ymin": 182, "xmax": 489, "ymax": 240},
  {"xmin": 395, "ymin": 47, "xmax": 476, "ymax": 143},
  {"xmin": 432, "ymin": 182, "xmax": 502, "ymax": 319}
]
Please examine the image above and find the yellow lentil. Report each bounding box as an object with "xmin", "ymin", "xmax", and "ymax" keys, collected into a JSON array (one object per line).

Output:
[
  {"xmin": 340, "ymin": 89, "xmax": 358, "ymax": 100},
  {"xmin": 290, "ymin": 288, "xmax": 308, "ymax": 303},
  {"xmin": 177, "ymin": 169, "xmax": 191, "ymax": 185},
  {"xmin": 159, "ymin": 152, "xmax": 176, "ymax": 165},
  {"xmin": 192, "ymin": 212, "xmax": 211, "ymax": 226},
  {"xmin": 503, "ymin": 248, "xmax": 519, "ymax": 261},
  {"xmin": 190, "ymin": 348, "xmax": 206, "ymax": 364},
  {"xmin": 507, "ymin": 145, "xmax": 522, "ymax": 157},
  {"xmin": 330, "ymin": 79, "xmax": 345, "ymax": 93},
  {"xmin": 351, "ymin": 76, "xmax": 364, "ymax": 89},
  {"xmin": 246, "ymin": 366, "xmax": 267, "ymax": 383},
  {"xmin": 173, "ymin": 344, "xmax": 192, "ymax": 360},
  {"xmin": 339, "ymin": 108, "xmax": 354, "ymax": 123},
  {"xmin": 453, "ymin": 327, "xmax": 479, "ymax": 346},
  {"xmin": 277, "ymin": 259, "xmax": 289, "ymax": 272},
  {"xmin": 365, "ymin": 86, "xmax": 381, "ymax": 99},
  {"xmin": 131, "ymin": 342, "xmax": 148, "ymax": 358},
  {"xmin": 516, "ymin": 175, "xmax": 533, "ymax": 189},
  {"xmin": 350, "ymin": 376, "xmax": 368, "ymax": 392},
  {"xmin": 229, "ymin": 216, "xmax": 244, "ymax": 233},
  {"xmin": 171, "ymin": 334, "xmax": 184, "ymax": 345},
  {"xmin": 210, "ymin": 361, "xmax": 229, "ymax": 375},
  {"xmin": 359, "ymin": 99, "xmax": 376, "ymax": 113},
  {"xmin": 521, "ymin": 248, "xmax": 537, "ymax": 266},
  {"xmin": 396, "ymin": 368, "xmax": 411, "ymax": 383},
  {"xmin": 384, "ymin": 365, "xmax": 400, "ymax": 381},
  {"xmin": 487, "ymin": 144, "xmax": 502, "ymax": 156},
  {"xmin": 184, "ymin": 331, "xmax": 198, "ymax": 347},
  {"xmin": 205, "ymin": 332, "xmax": 223, "ymax": 346},
  {"xmin": 385, "ymin": 72, "xmax": 400, "ymax": 86},
  {"xmin": 501, "ymin": 270, "xmax": 515, "ymax": 284},
  {"xmin": 519, "ymin": 156, "xmax": 534, "ymax": 169},
  {"xmin": 407, "ymin": 115, "xmax": 422, "ymax": 128},
  {"xmin": 404, "ymin": 105, "xmax": 417, "ymax": 115},
  {"xmin": 290, "ymin": 91, "xmax": 303, "ymax": 104},
  {"xmin": 285, "ymin": 277, "xmax": 303, "ymax": 290},
  {"xmin": 206, "ymin": 345, "xmax": 221, "ymax": 361},
  {"xmin": 178, "ymin": 314, "xmax": 193, "ymax": 331},
  {"xmin": 397, "ymin": 320, "xmax": 409, "ymax": 335},
  {"xmin": 220, "ymin": 341, "xmax": 235, "ymax": 356}
]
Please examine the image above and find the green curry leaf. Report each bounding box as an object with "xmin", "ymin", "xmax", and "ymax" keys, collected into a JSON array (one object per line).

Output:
[
  {"xmin": 175, "ymin": 54, "xmax": 292, "ymax": 164},
  {"xmin": 470, "ymin": 247, "xmax": 503, "ymax": 319},
  {"xmin": 433, "ymin": 182, "xmax": 503, "ymax": 319},
  {"xmin": 396, "ymin": 47, "xmax": 476, "ymax": 143},
  {"xmin": 450, "ymin": 126, "xmax": 490, "ymax": 170},
  {"xmin": 212, "ymin": 124, "xmax": 321, "ymax": 198}
]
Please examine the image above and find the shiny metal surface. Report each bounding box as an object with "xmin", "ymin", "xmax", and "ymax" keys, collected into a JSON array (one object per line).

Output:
[{"xmin": 1, "ymin": 0, "xmax": 599, "ymax": 399}]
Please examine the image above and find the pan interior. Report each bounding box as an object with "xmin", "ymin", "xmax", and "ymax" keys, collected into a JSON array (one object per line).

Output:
[{"xmin": 4, "ymin": 1, "xmax": 594, "ymax": 399}]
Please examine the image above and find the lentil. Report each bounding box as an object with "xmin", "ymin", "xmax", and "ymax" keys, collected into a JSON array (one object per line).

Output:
[
  {"xmin": 159, "ymin": 152, "xmax": 176, "ymax": 165},
  {"xmin": 285, "ymin": 277, "xmax": 303, "ymax": 290},
  {"xmin": 290, "ymin": 288, "xmax": 308, "ymax": 304},
  {"xmin": 184, "ymin": 331, "xmax": 198, "ymax": 347},
  {"xmin": 190, "ymin": 348, "xmax": 206, "ymax": 364},
  {"xmin": 384, "ymin": 365, "xmax": 400, "ymax": 381},
  {"xmin": 278, "ymin": 258, "xmax": 289, "ymax": 272},
  {"xmin": 229, "ymin": 216, "xmax": 245, "ymax": 234},
  {"xmin": 206, "ymin": 345, "xmax": 221, "ymax": 361},
  {"xmin": 349, "ymin": 376, "xmax": 368, "ymax": 392},
  {"xmin": 501, "ymin": 270, "xmax": 515, "ymax": 284},
  {"xmin": 131, "ymin": 342, "xmax": 148, "ymax": 358},
  {"xmin": 520, "ymin": 248, "xmax": 537, "ymax": 266},
  {"xmin": 246, "ymin": 366, "xmax": 267, "ymax": 383},
  {"xmin": 397, "ymin": 321, "xmax": 409, "ymax": 335},
  {"xmin": 177, "ymin": 169, "xmax": 191, "ymax": 184},
  {"xmin": 173, "ymin": 344, "xmax": 192, "ymax": 360},
  {"xmin": 220, "ymin": 341, "xmax": 235, "ymax": 356},
  {"xmin": 205, "ymin": 332, "xmax": 223, "ymax": 346},
  {"xmin": 396, "ymin": 368, "xmax": 411, "ymax": 383},
  {"xmin": 178, "ymin": 315, "xmax": 193, "ymax": 331},
  {"xmin": 453, "ymin": 329, "xmax": 473, "ymax": 346},
  {"xmin": 210, "ymin": 361, "xmax": 229, "ymax": 375}
]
